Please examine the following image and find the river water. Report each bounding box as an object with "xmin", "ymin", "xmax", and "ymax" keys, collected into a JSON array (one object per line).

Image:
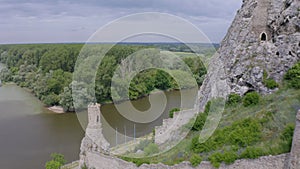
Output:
[
  {"xmin": 0, "ymin": 84, "xmax": 85, "ymax": 169},
  {"xmin": 0, "ymin": 64, "xmax": 197, "ymax": 168}
]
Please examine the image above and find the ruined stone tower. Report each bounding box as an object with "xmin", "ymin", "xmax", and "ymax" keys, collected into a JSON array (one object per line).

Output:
[
  {"xmin": 79, "ymin": 104, "xmax": 110, "ymax": 168},
  {"xmin": 252, "ymin": 0, "xmax": 271, "ymax": 42},
  {"xmin": 87, "ymin": 103, "xmax": 101, "ymax": 128}
]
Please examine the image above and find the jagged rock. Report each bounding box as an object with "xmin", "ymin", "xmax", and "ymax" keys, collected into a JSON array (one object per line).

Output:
[
  {"xmin": 199, "ymin": 0, "xmax": 300, "ymax": 108},
  {"xmin": 136, "ymin": 150, "xmax": 144, "ymax": 155}
]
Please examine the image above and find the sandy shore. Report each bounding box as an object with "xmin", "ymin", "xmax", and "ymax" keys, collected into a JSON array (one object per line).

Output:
[{"xmin": 48, "ymin": 106, "xmax": 65, "ymax": 114}]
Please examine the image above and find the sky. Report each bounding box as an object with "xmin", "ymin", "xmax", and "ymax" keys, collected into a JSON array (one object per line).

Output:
[{"xmin": 0, "ymin": 0, "xmax": 242, "ymax": 44}]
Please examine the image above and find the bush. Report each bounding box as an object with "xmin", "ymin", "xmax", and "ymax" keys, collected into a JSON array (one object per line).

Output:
[
  {"xmin": 191, "ymin": 118, "xmax": 261, "ymax": 154},
  {"xmin": 45, "ymin": 153, "xmax": 66, "ymax": 169},
  {"xmin": 243, "ymin": 92, "xmax": 260, "ymax": 107},
  {"xmin": 169, "ymin": 108, "xmax": 180, "ymax": 118},
  {"xmin": 222, "ymin": 150, "xmax": 238, "ymax": 165},
  {"xmin": 190, "ymin": 154, "xmax": 202, "ymax": 167},
  {"xmin": 144, "ymin": 143, "xmax": 159, "ymax": 156},
  {"xmin": 45, "ymin": 161, "xmax": 61, "ymax": 169},
  {"xmin": 284, "ymin": 62, "xmax": 300, "ymax": 89},
  {"xmin": 225, "ymin": 118, "xmax": 262, "ymax": 147},
  {"xmin": 191, "ymin": 101, "xmax": 211, "ymax": 131},
  {"xmin": 263, "ymin": 78, "xmax": 278, "ymax": 89},
  {"xmin": 190, "ymin": 136, "xmax": 217, "ymax": 153},
  {"xmin": 204, "ymin": 101, "xmax": 211, "ymax": 114},
  {"xmin": 208, "ymin": 152, "xmax": 223, "ymax": 168},
  {"xmin": 280, "ymin": 123, "xmax": 295, "ymax": 152},
  {"xmin": 226, "ymin": 93, "xmax": 241, "ymax": 106},
  {"xmin": 208, "ymin": 150, "xmax": 238, "ymax": 167},
  {"xmin": 192, "ymin": 112, "xmax": 208, "ymax": 131},
  {"xmin": 240, "ymin": 147, "xmax": 264, "ymax": 159},
  {"xmin": 42, "ymin": 93, "xmax": 60, "ymax": 106}
]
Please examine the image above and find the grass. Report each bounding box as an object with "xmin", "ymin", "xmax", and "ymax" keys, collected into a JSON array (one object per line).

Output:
[{"xmin": 122, "ymin": 87, "xmax": 300, "ymax": 167}]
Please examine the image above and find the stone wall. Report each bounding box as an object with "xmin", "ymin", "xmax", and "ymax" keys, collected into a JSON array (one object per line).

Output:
[
  {"xmin": 288, "ymin": 110, "xmax": 300, "ymax": 168},
  {"xmin": 82, "ymin": 151, "xmax": 289, "ymax": 169},
  {"xmin": 154, "ymin": 108, "xmax": 197, "ymax": 145}
]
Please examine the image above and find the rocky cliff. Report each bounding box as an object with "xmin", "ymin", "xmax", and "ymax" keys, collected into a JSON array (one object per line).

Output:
[{"xmin": 199, "ymin": 0, "xmax": 300, "ymax": 110}]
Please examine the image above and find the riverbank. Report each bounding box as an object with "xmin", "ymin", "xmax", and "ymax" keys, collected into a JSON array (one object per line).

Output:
[
  {"xmin": 1, "ymin": 82, "xmax": 67, "ymax": 114},
  {"xmin": 48, "ymin": 106, "xmax": 65, "ymax": 114}
]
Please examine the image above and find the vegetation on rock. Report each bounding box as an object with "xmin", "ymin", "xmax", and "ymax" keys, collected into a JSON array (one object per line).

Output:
[
  {"xmin": 243, "ymin": 92, "xmax": 260, "ymax": 107},
  {"xmin": 45, "ymin": 153, "xmax": 66, "ymax": 169}
]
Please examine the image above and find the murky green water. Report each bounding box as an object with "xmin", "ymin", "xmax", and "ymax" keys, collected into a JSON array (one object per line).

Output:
[
  {"xmin": 0, "ymin": 84, "xmax": 84, "ymax": 169},
  {"xmin": 0, "ymin": 63, "xmax": 197, "ymax": 168}
]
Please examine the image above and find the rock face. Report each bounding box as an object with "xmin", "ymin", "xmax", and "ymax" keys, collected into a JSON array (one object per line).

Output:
[{"xmin": 200, "ymin": 0, "xmax": 300, "ymax": 108}]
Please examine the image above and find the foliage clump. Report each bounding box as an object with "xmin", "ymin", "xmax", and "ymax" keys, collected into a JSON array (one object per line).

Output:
[
  {"xmin": 169, "ymin": 108, "xmax": 180, "ymax": 118},
  {"xmin": 262, "ymin": 70, "xmax": 278, "ymax": 89},
  {"xmin": 191, "ymin": 118, "xmax": 262, "ymax": 153},
  {"xmin": 226, "ymin": 93, "xmax": 241, "ymax": 106},
  {"xmin": 45, "ymin": 153, "xmax": 66, "ymax": 169},
  {"xmin": 192, "ymin": 101, "xmax": 211, "ymax": 131},
  {"xmin": 280, "ymin": 123, "xmax": 295, "ymax": 153},
  {"xmin": 243, "ymin": 92, "xmax": 260, "ymax": 107},
  {"xmin": 263, "ymin": 78, "xmax": 279, "ymax": 89},
  {"xmin": 284, "ymin": 62, "xmax": 300, "ymax": 89},
  {"xmin": 189, "ymin": 154, "xmax": 202, "ymax": 167},
  {"xmin": 240, "ymin": 147, "xmax": 265, "ymax": 159}
]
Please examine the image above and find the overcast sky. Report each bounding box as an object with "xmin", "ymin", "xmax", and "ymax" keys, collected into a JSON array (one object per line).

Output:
[{"xmin": 0, "ymin": 0, "xmax": 242, "ymax": 44}]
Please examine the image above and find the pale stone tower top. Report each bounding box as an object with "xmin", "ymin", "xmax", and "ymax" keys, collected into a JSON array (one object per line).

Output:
[
  {"xmin": 87, "ymin": 103, "xmax": 101, "ymax": 128},
  {"xmin": 251, "ymin": 0, "xmax": 271, "ymax": 41}
]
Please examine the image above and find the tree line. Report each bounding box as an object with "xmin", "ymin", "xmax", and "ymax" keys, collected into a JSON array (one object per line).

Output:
[{"xmin": 0, "ymin": 44, "xmax": 209, "ymax": 112}]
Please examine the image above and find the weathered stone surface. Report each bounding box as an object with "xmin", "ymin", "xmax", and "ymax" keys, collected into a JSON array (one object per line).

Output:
[
  {"xmin": 81, "ymin": 151, "xmax": 289, "ymax": 169},
  {"xmin": 199, "ymin": 0, "xmax": 300, "ymax": 106},
  {"xmin": 155, "ymin": 108, "xmax": 197, "ymax": 145},
  {"xmin": 288, "ymin": 110, "xmax": 300, "ymax": 169}
]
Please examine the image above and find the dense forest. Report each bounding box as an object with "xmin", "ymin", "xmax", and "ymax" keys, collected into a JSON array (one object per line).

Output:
[{"xmin": 0, "ymin": 43, "xmax": 214, "ymax": 111}]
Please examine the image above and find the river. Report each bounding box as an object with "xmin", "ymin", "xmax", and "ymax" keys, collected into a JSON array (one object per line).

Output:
[
  {"xmin": 0, "ymin": 64, "xmax": 197, "ymax": 168},
  {"xmin": 0, "ymin": 84, "xmax": 84, "ymax": 169}
]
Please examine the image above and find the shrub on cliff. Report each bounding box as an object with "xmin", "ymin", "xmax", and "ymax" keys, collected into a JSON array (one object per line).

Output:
[
  {"xmin": 240, "ymin": 147, "xmax": 264, "ymax": 159},
  {"xmin": 226, "ymin": 93, "xmax": 241, "ymax": 106},
  {"xmin": 45, "ymin": 153, "xmax": 66, "ymax": 169},
  {"xmin": 263, "ymin": 78, "xmax": 279, "ymax": 89},
  {"xmin": 222, "ymin": 150, "xmax": 238, "ymax": 165},
  {"xmin": 243, "ymin": 92, "xmax": 260, "ymax": 107},
  {"xmin": 169, "ymin": 108, "xmax": 180, "ymax": 118},
  {"xmin": 284, "ymin": 62, "xmax": 300, "ymax": 89},
  {"xmin": 189, "ymin": 154, "xmax": 202, "ymax": 167},
  {"xmin": 208, "ymin": 152, "xmax": 223, "ymax": 168},
  {"xmin": 192, "ymin": 101, "xmax": 211, "ymax": 131},
  {"xmin": 280, "ymin": 123, "xmax": 295, "ymax": 152}
]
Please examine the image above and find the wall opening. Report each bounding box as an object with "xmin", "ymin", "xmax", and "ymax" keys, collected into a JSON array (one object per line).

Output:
[
  {"xmin": 97, "ymin": 115, "xmax": 99, "ymax": 122},
  {"xmin": 260, "ymin": 32, "xmax": 267, "ymax": 41}
]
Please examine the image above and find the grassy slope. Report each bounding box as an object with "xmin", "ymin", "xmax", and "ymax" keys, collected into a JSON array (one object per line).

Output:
[{"xmin": 123, "ymin": 87, "xmax": 300, "ymax": 166}]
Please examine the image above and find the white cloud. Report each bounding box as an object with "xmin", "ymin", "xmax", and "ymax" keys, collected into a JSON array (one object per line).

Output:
[{"xmin": 0, "ymin": 0, "xmax": 242, "ymax": 43}]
